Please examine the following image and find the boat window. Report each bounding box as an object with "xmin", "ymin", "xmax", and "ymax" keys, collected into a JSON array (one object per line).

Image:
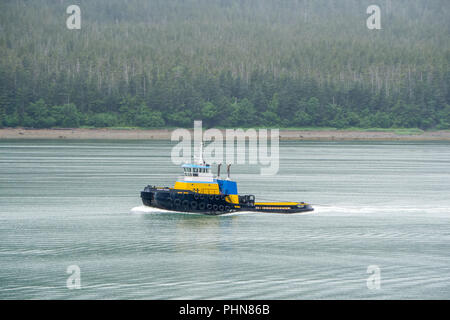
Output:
[{"xmin": 193, "ymin": 168, "xmax": 198, "ymax": 173}]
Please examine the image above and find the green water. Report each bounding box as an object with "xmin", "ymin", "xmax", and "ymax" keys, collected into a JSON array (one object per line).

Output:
[{"xmin": 0, "ymin": 140, "xmax": 449, "ymax": 299}]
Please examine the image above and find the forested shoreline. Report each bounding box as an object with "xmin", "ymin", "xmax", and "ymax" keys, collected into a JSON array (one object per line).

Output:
[{"xmin": 0, "ymin": 0, "xmax": 449, "ymax": 129}]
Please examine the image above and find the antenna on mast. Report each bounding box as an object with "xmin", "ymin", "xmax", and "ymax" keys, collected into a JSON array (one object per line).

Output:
[
  {"xmin": 193, "ymin": 120, "xmax": 204, "ymax": 165},
  {"xmin": 198, "ymin": 140, "xmax": 204, "ymax": 165}
]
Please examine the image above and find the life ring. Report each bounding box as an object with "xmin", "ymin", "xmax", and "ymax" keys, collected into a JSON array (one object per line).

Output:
[
  {"xmin": 174, "ymin": 199, "xmax": 181, "ymax": 207},
  {"xmin": 182, "ymin": 200, "xmax": 189, "ymax": 208},
  {"xmin": 199, "ymin": 202, "xmax": 206, "ymax": 210},
  {"xmin": 209, "ymin": 195, "xmax": 214, "ymax": 201},
  {"xmin": 191, "ymin": 201, "xmax": 198, "ymax": 209},
  {"xmin": 207, "ymin": 204, "xmax": 212, "ymax": 210},
  {"xmin": 213, "ymin": 204, "xmax": 218, "ymax": 211},
  {"xmin": 215, "ymin": 195, "xmax": 220, "ymax": 201},
  {"xmin": 219, "ymin": 205, "xmax": 224, "ymax": 211}
]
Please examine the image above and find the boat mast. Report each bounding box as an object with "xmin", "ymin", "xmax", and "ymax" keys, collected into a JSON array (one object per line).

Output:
[
  {"xmin": 193, "ymin": 120, "xmax": 204, "ymax": 165},
  {"xmin": 193, "ymin": 139, "xmax": 205, "ymax": 165},
  {"xmin": 198, "ymin": 141, "xmax": 204, "ymax": 165}
]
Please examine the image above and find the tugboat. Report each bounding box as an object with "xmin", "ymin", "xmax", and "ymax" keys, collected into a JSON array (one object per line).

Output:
[{"xmin": 140, "ymin": 143, "xmax": 313, "ymax": 215}]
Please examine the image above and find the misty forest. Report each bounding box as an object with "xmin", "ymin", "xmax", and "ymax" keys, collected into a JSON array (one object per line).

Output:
[{"xmin": 0, "ymin": 0, "xmax": 449, "ymax": 129}]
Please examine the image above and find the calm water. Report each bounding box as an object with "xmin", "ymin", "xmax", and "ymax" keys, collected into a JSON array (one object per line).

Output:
[{"xmin": 0, "ymin": 139, "xmax": 449, "ymax": 299}]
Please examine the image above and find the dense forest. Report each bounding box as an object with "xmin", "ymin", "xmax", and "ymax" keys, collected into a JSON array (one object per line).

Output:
[{"xmin": 0, "ymin": 0, "xmax": 449, "ymax": 129}]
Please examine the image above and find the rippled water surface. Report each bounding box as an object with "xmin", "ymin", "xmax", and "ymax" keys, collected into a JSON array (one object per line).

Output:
[{"xmin": 0, "ymin": 140, "xmax": 449, "ymax": 299}]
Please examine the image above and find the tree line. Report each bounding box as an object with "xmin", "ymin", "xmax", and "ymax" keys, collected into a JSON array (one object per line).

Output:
[{"xmin": 0, "ymin": 0, "xmax": 449, "ymax": 129}]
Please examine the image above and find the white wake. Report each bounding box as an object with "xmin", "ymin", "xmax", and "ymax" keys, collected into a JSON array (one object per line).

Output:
[
  {"xmin": 130, "ymin": 206, "xmax": 252, "ymax": 216},
  {"xmin": 130, "ymin": 205, "xmax": 448, "ymax": 217}
]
